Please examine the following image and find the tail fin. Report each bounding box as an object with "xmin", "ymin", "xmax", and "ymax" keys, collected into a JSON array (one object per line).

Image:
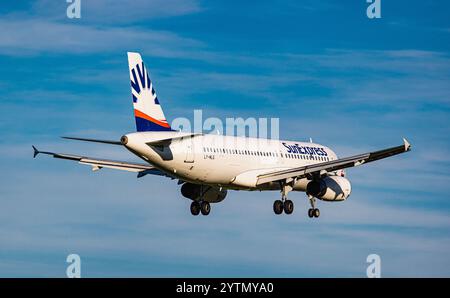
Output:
[{"xmin": 127, "ymin": 52, "xmax": 172, "ymax": 132}]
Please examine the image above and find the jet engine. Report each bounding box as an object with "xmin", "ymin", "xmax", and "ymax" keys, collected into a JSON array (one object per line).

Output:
[
  {"xmin": 306, "ymin": 176, "xmax": 351, "ymax": 201},
  {"xmin": 181, "ymin": 183, "xmax": 227, "ymax": 203}
]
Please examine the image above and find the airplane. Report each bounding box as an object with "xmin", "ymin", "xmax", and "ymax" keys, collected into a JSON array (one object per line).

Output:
[{"xmin": 33, "ymin": 52, "xmax": 412, "ymax": 218}]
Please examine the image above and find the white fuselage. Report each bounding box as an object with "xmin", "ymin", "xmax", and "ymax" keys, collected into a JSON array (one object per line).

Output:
[{"xmin": 123, "ymin": 132, "xmax": 343, "ymax": 192}]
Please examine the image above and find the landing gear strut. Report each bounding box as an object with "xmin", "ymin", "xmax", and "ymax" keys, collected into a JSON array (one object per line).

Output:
[
  {"xmin": 307, "ymin": 195, "xmax": 320, "ymax": 218},
  {"xmin": 190, "ymin": 201, "xmax": 211, "ymax": 216}
]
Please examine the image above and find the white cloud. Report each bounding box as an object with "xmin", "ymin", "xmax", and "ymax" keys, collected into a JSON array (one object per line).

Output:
[
  {"xmin": 0, "ymin": 18, "xmax": 203, "ymax": 57},
  {"xmin": 31, "ymin": 0, "xmax": 202, "ymax": 23},
  {"xmin": 0, "ymin": 3, "xmax": 449, "ymax": 276}
]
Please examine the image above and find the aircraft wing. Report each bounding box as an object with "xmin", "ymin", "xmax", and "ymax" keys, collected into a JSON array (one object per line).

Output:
[
  {"xmin": 256, "ymin": 138, "xmax": 411, "ymax": 186},
  {"xmin": 32, "ymin": 146, "xmax": 168, "ymax": 178}
]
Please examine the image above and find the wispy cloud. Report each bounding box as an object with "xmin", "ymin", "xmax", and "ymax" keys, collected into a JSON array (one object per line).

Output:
[
  {"xmin": 32, "ymin": 0, "xmax": 202, "ymax": 23},
  {"xmin": 0, "ymin": 18, "xmax": 204, "ymax": 58},
  {"xmin": 0, "ymin": 0, "xmax": 204, "ymax": 58},
  {"xmin": 0, "ymin": 168, "xmax": 448, "ymax": 277},
  {"xmin": 1, "ymin": 0, "xmax": 449, "ymax": 277}
]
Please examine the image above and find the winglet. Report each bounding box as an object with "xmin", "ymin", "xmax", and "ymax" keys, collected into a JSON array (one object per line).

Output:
[
  {"xmin": 32, "ymin": 145, "xmax": 39, "ymax": 158},
  {"xmin": 403, "ymin": 138, "xmax": 411, "ymax": 151}
]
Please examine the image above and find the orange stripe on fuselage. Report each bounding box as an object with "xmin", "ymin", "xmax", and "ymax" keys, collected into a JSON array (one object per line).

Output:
[{"xmin": 134, "ymin": 109, "xmax": 170, "ymax": 128}]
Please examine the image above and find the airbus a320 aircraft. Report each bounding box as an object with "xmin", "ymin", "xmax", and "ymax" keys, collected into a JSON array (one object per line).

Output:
[{"xmin": 33, "ymin": 52, "xmax": 411, "ymax": 218}]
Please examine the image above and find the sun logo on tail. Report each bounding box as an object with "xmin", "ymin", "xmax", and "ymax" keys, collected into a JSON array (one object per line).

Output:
[
  {"xmin": 128, "ymin": 52, "xmax": 172, "ymax": 131},
  {"xmin": 130, "ymin": 62, "xmax": 159, "ymax": 105}
]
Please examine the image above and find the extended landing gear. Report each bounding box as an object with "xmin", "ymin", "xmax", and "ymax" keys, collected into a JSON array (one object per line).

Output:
[
  {"xmin": 307, "ymin": 195, "xmax": 320, "ymax": 218},
  {"xmin": 190, "ymin": 201, "xmax": 211, "ymax": 216},
  {"xmin": 200, "ymin": 201, "xmax": 211, "ymax": 216},
  {"xmin": 273, "ymin": 180, "xmax": 295, "ymax": 215},
  {"xmin": 284, "ymin": 200, "xmax": 294, "ymax": 214},
  {"xmin": 273, "ymin": 199, "xmax": 294, "ymax": 215},
  {"xmin": 273, "ymin": 200, "xmax": 283, "ymax": 215},
  {"xmin": 308, "ymin": 208, "xmax": 320, "ymax": 218},
  {"xmin": 190, "ymin": 201, "xmax": 200, "ymax": 216}
]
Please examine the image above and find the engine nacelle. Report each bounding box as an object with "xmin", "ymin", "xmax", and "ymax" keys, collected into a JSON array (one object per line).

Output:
[
  {"xmin": 181, "ymin": 183, "xmax": 227, "ymax": 203},
  {"xmin": 306, "ymin": 176, "xmax": 351, "ymax": 201}
]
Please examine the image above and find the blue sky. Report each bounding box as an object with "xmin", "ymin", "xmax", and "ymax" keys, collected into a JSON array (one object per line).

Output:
[{"xmin": 0, "ymin": 0, "xmax": 449, "ymax": 277}]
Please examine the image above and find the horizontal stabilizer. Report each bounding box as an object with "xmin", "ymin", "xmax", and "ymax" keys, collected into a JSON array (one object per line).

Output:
[
  {"xmin": 32, "ymin": 147, "xmax": 166, "ymax": 176},
  {"xmin": 145, "ymin": 133, "xmax": 203, "ymax": 146},
  {"xmin": 32, "ymin": 145, "xmax": 39, "ymax": 158},
  {"xmin": 62, "ymin": 136, "xmax": 122, "ymax": 145}
]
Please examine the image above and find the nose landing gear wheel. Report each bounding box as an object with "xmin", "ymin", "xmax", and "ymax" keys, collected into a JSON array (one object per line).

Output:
[
  {"xmin": 307, "ymin": 195, "xmax": 320, "ymax": 218},
  {"xmin": 313, "ymin": 208, "xmax": 320, "ymax": 218},
  {"xmin": 190, "ymin": 201, "xmax": 200, "ymax": 216},
  {"xmin": 273, "ymin": 200, "xmax": 284, "ymax": 215},
  {"xmin": 200, "ymin": 201, "xmax": 211, "ymax": 216},
  {"xmin": 308, "ymin": 208, "xmax": 320, "ymax": 218},
  {"xmin": 283, "ymin": 200, "xmax": 294, "ymax": 214}
]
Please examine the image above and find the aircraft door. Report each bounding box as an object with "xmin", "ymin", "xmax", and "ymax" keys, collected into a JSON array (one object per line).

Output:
[{"xmin": 184, "ymin": 136, "xmax": 194, "ymax": 163}]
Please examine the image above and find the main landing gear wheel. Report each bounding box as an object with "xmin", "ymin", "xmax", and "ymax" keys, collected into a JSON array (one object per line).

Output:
[
  {"xmin": 273, "ymin": 200, "xmax": 284, "ymax": 215},
  {"xmin": 200, "ymin": 201, "xmax": 211, "ymax": 216},
  {"xmin": 276, "ymin": 180, "xmax": 294, "ymax": 215},
  {"xmin": 284, "ymin": 200, "xmax": 294, "ymax": 215},
  {"xmin": 308, "ymin": 208, "xmax": 320, "ymax": 218},
  {"xmin": 190, "ymin": 201, "xmax": 200, "ymax": 216}
]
